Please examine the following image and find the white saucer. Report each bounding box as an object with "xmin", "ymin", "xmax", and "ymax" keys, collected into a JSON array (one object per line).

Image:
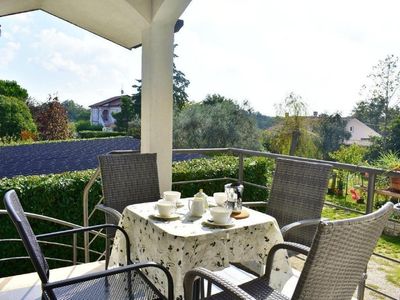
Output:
[
  {"xmin": 203, "ymin": 218, "xmax": 234, "ymax": 228},
  {"xmin": 150, "ymin": 213, "xmax": 181, "ymax": 220}
]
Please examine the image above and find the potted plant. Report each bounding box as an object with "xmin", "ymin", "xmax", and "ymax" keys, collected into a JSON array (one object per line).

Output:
[{"xmin": 374, "ymin": 151, "xmax": 400, "ymax": 192}]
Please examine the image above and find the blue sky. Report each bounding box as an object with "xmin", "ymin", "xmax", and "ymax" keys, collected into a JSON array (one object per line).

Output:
[{"xmin": 1, "ymin": 0, "xmax": 400, "ymax": 116}]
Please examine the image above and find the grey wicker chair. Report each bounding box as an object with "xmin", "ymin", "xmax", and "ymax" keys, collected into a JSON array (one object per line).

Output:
[
  {"xmin": 184, "ymin": 201, "xmax": 396, "ymax": 300},
  {"xmin": 97, "ymin": 151, "xmax": 160, "ymax": 224},
  {"xmin": 96, "ymin": 152, "xmax": 161, "ymax": 266},
  {"xmin": 4, "ymin": 189, "xmax": 173, "ymax": 300},
  {"xmin": 265, "ymin": 158, "xmax": 333, "ymax": 247}
]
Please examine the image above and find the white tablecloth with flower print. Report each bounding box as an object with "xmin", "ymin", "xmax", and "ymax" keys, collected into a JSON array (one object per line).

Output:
[{"xmin": 110, "ymin": 199, "xmax": 292, "ymax": 299}]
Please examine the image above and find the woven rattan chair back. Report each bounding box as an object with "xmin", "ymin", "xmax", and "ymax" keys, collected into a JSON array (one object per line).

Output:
[
  {"xmin": 266, "ymin": 158, "xmax": 332, "ymax": 246},
  {"xmin": 99, "ymin": 152, "xmax": 160, "ymax": 214},
  {"xmin": 292, "ymin": 202, "xmax": 394, "ymax": 300},
  {"xmin": 3, "ymin": 190, "xmax": 50, "ymax": 284}
]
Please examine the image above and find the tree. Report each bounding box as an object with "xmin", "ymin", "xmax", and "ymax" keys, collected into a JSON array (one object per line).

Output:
[
  {"xmin": 112, "ymin": 95, "xmax": 135, "ymax": 132},
  {"xmin": 387, "ymin": 117, "xmax": 400, "ymax": 153},
  {"xmin": 61, "ymin": 100, "xmax": 90, "ymax": 122},
  {"xmin": 0, "ymin": 79, "xmax": 29, "ymax": 102},
  {"xmin": 172, "ymin": 45, "xmax": 190, "ymax": 110},
  {"xmin": 32, "ymin": 96, "xmax": 72, "ymax": 140},
  {"xmin": 0, "ymin": 95, "xmax": 37, "ymax": 140},
  {"xmin": 353, "ymin": 55, "xmax": 400, "ymax": 138},
  {"xmin": 317, "ymin": 113, "xmax": 351, "ymax": 159},
  {"xmin": 203, "ymin": 94, "xmax": 231, "ymax": 106},
  {"xmin": 269, "ymin": 92, "xmax": 319, "ymax": 157},
  {"xmin": 173, "ymin": 95, "xmax": 261, "ymax": 150},
  {"xmin": 253, "ymin": 112, "xmax": 277, "ymax": 129}
]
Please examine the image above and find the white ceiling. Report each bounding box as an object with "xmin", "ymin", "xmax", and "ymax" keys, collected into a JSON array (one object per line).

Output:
[{"xmin": 0, "ymin": 0, "xmax": 190, "ymax": 49}]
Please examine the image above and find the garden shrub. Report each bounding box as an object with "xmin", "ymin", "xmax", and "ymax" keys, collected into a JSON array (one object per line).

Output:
[
  {"xmin": 78, "ymin": 131, "xmax": 126, "ymax": 138},
  {"xmin": 0, "ymin": 170, "xmax": 104, "ymax": 277},
  {"xmin": 75, "ymin": 120, "xmax": 103, "ymax": 132},
  {"xmin": 172, "ymin": 155, "xmax": 273, "ymax": 202},
  {"xmin": 0, "ymin": 155, "xmax": 274, "ymax": 277}
]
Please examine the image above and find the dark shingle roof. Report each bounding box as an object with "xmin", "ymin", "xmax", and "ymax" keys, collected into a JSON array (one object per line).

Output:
[
  {"xmin": 0, "ymin": 137, "xmax": 140, "ymax": 178},
  {"xmin": 0, "ymin": 137, "xmax": 205, "ymax": 179}
]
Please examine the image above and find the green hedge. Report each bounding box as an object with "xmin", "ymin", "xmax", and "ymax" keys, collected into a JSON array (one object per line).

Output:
[
  {"xmin": 78, "ymin": 131, "xmax": 126, "ymax": 138},
  {"xmin": 0, "ymin": 171, "xmax": 105, "ymax": 277},
  {"xmin": 172, "ymin": 155, "xmax": 273, "ymax": 202},
  {"xmin": 74, "ymin": 120, "xmax": 103, "ymax": 131},
  {"xmin": 0, "ymin": 155, "xmax": 274, "ymax": 277}
]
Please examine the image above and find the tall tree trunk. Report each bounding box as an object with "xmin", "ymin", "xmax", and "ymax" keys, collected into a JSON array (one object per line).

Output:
[{"xmin": 289, "ymin": 129, "xmax": 300, "ymax": 156}]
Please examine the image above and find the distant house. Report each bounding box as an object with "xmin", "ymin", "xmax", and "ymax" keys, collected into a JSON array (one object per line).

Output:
[
  {"xmin": 264, "ymin": 114, "xmax": 380, "ymax": 147},
  {"xmin": 89, "ymin": 95, "xmax": 125, "ymax": 128},
  {"xmin": 344, "ymin": 117, "xmax": 381, "ymax": 146}
]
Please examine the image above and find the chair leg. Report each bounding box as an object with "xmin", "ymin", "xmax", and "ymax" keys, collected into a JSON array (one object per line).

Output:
[
  {"xmin": 357, "ymin": 271, "xmax": 368, "ymax": 300},
  {"xmin": 193, "ymin": 278, "xmax": 201, "ymax": 300},
  {"xmin": 105, "ymin": 235, "xmax": 111, "ymax": 269}
]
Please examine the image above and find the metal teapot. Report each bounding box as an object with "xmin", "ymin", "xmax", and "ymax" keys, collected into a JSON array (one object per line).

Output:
[{"xmin": 224, "ymin": 182, "xmax": 244, "ymax": 213}]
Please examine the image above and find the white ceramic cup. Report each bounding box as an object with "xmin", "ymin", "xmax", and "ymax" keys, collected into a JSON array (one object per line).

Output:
[
  {"xmin": 157, "ymin": 200, "xmax": 174, "ymax": 217},
  {"xmin": 213, "ymin": 192, "xmax": 227, "ymax": 206},
  {"xmin": 163, "ymin": 191, "xmax": 181, "ymax": 205},
  {"xmin": 210, "ymin": 207, "xmax": 231, "ymax": 224}
]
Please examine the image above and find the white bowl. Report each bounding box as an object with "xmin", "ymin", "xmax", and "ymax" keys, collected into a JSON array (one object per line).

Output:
[{"xmin": 210, "ymin": 207, "xmax": 231, "ymax": 224}]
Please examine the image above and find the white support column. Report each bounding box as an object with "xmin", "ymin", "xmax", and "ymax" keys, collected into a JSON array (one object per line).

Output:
[{"xmin": 141, "ymin": 22, "xmax": 175, "ymax": 194}]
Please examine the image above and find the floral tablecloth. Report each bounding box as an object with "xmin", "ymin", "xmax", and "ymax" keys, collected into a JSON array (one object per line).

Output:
[{"xmin": 110, "ymin": 199, "xmax": 292, "ymax": 299}]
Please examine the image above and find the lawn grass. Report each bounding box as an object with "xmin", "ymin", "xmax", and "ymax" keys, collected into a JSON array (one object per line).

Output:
[{"xmin": 375, "ymin": 234, "xmax": 400, "ymax": 260}]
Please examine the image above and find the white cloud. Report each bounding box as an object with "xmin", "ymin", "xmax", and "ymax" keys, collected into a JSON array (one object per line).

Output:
[
  {"xmin": 0, "ymin": 41, "xmax": 20, "ymax": 66},
  {"xmin": 25, "ymin": 25, "xmax": 141, "ymax": 105}
]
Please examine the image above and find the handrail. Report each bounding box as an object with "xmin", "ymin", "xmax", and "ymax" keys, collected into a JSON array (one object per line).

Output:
[
  {"xmin": 0, "ymin": 209, "xmax": 106, "ymax": 268},
  {"xmin": 83, "ymin": 167, "xmax": 101, "ymax": 262},
  {"xmin": 171, "ymin": 148, "xmax": 400, "ymax": 300},
  {"xmin": 78, "ymin": 147, "xmax": 399, "ymax": 300}
]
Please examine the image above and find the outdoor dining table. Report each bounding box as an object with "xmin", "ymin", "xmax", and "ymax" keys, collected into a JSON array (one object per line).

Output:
[{"xmin": 109, "ymin": 198, "xmax": 292, "ymax": 299}]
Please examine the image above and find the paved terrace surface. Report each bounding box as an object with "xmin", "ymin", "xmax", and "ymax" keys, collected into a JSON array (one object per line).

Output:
[{"xmin": 0, "ymin": 137, "xmax": 202, "ymax": 179}]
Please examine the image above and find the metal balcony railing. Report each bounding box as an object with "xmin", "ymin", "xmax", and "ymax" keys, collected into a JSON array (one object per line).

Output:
[
  {"xmin": 2, "ymin": 147, "xmax": 399, "ymax": 298},
  {"xmin": 0, "ymin": 210, "xmax": 107, "ymax": 269}
]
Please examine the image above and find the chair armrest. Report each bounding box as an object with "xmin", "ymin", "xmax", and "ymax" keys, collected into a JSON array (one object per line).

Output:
[
  {"xmin": 264, "ymin": 242, "xmax": 310, "ymax": 284},
  {"xmin": 36, "ymin": 224, "xmax": 132, "ymax": 264},
  {"xmin": 44, "ymin": 261, "xmax": 174, "ymax": 300},
  {"xmin": 280, "ymin": 218, "xmax": 324, "ymax": 239},
  {"xmin": 184, "ymin": 267, "xmax": 256, "ymax": 300},
  {"xmin": 96, "ymin": 204, "xmax": 122, "ymax": 224}
]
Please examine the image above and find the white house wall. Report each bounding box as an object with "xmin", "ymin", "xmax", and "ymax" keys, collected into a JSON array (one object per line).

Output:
[
  {"xmin": 90, "ymin": 107, "xmax": 121, "ymax": 127},
  {"xmin": 344, "ymin": 118, "xmax": 381, "ymax": 146}
]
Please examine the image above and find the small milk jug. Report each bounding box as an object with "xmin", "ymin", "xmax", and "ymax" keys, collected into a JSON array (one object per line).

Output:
[{"xmin": 189, "ymin": 196, "xmax": 204, "ymax": 217}]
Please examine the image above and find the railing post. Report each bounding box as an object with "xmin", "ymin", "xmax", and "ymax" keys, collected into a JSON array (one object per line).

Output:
[
  {"xmin": 73, "ymin": 233, "xmax": 77, "ymax": 265},
  {"xmin": 83, "ymin": 167, "xmax": 101, "ymax": 263},
  {"xmin": 358, "ymin": 172, "xmax": 376, "ymax": 300},
  {"xmin": 366, "ymin": 172, "xmax": 376, "ymax": 214},
  {"xmin": 238, "ymin": 153, "xmax": 244, "ymax": 184}
]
